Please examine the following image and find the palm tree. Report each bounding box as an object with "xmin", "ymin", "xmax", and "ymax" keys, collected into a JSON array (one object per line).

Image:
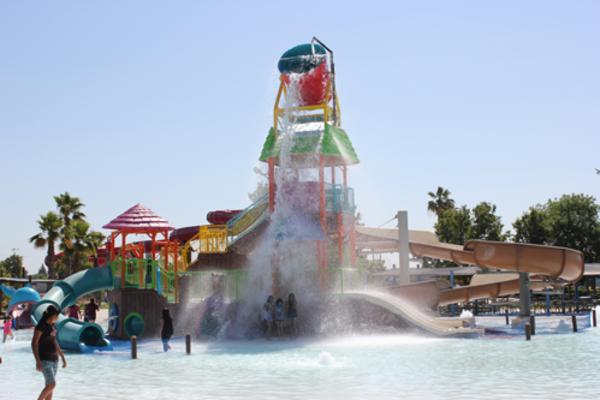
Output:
[
  {"xmin": 54, "ymin": 192, "xmax": 86, "ymax": 269},
  {"xmin": 54, "ymin": 192, "xmax": 86, "ymax": 227},
  {"xmin": 64, "ymin": 221, "xmax": 106, "ymax": 273},
  {"xmin": 84, "ymin": 231, "xmax": 106, "ymax": 267},
  {"xmin": 427, "ymin": 186, "xmax": 456, "ymax": 217},
  {"xmin": 29, "ymin": 212, "xmax": 63, "ymax": 278}
]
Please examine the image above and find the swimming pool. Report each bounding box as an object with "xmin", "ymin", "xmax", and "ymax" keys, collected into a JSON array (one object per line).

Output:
[{"xmin": 2, "ymin": 324, "xmax": 599, "ymax": 400}]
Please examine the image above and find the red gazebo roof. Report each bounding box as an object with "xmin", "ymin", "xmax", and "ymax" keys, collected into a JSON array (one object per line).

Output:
[{"xmin": 103, "ymin": 203, "xmax": 174, "ymax": 232}]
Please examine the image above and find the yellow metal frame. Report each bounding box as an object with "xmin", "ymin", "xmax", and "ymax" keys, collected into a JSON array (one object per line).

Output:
[
  {"xmin": 198, "ymin": 225, "xmax": 228, "ymax": 254},
  {"xmin": 272, "ymin": 73, "xmax": 341, "ymax": 136},
  {"xmin": 180, "ymin": 231, "xmax": 200, "ymax": 271}
]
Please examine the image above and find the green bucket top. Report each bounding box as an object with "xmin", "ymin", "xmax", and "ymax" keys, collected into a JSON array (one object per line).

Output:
[{"xmin": 278, "ymin": 43, "xmax": 327, "ymax": 74}]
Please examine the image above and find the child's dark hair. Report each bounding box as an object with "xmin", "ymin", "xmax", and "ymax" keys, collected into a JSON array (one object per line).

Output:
[
  {"xmin": 42, "ymin": 305, "xmax": 60, "ymax": 321},
  {"xmin": 162, "ymin": 308, "xmax": 172, "ymax": 320},
  {"xmin": 276, "ymin": 298, "xmax": 283, "ymax": 305}
]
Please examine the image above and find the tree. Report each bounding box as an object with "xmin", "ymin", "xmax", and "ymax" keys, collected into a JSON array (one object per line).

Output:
[
  {"xmin": 513, "ymin": 206, "xmax": 549, "ymax": 244},
  {"xmin": 54, "ymin": 192, "xmax": 86, "ymax": 274},
  {"xmin": 470, "ymin": 202, "xmax": 506, "ymax": 241},
  {"xmin": 435, "ymin": 206, "xmax": 472, "ymax": 245},
  {"xmin": 512, "ymin": 194, "xmax": 600, "ymax": 262},
  {"xmin": 0, "ymin": 254, "xmax": 26, "ymax": 278},
  {"xmin": 54, "ymin": 192, "xmax": 86, "ymax": 226},
  {"xmin": 356, "ymin": 254, "xmax": 386, "ymax": 274},
  {"xmin": 545, "ymin": 194, "xmax": 600, "ymax": 261},
  {"xmin": 32, "ymin": 265, "xmax": 48, "ymax": 279},
  {"xmin": 427, "ymin": 187, "xmax": 455, "ymax": 217},
  {"xmin": 29, "ymin": 211, "xmax": 63, "ymax": 279},
  {"xmin": 61, "ymin": 220, "xmax": 105, "ymax": 274},
  {"xmin": 84, "ymin": 231, "xmax": 106, "ymax": 267}
]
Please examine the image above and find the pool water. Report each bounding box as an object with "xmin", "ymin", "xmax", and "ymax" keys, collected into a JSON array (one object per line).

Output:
[{"xmin": 2, "ymin": 325, "xmax": 599, "ymax": 400}]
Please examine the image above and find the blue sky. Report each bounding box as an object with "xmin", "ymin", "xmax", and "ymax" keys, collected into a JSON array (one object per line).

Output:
[{"xmin": 1, "ymin": 1, "xmax": 599, "ymax": 272}]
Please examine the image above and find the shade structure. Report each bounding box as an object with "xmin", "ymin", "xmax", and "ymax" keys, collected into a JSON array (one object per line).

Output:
[
  {"xmin": 259, "ymin": 124, "xmax": 359, "ymax": 167},
  {"xmin": 103, "ymin": 204, "xmax": 174, "ymax": 233}
]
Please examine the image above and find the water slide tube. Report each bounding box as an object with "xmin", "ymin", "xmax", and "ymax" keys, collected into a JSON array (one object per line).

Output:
[
  {"xmin": 437, "ymin": 278, "xmax": 553, "ymax": 306},
  {"xmin": 356, "ymin": 227, "xmax": 583, "ymax": 301},
  {"xmin": 409, "ymin": 240, "xmax": 584, "ymax": 282},
  {"xmin": 402, "ymin": 241, "xmax": 583, "ymax": 307},
  {"xmin": 31, "ymin": 266, "xmax": 114, "ymax": 352},
  {"xmin": 1, "ymin": 284, "xmax": 41, "ymax": 312}
]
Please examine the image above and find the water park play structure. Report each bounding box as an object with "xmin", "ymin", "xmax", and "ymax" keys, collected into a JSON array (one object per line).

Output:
[
  {"xmin": 23, "ymin": 38, "xmax": 587, "ymax": 349},
  {"xmin": 0, "ymin": 283, "xmax": 41, "ymax": 329}
]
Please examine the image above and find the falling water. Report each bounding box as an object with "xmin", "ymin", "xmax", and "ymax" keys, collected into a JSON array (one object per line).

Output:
[{"xmin": 228, "ymin": 73, "xmax": 327, "ymax": 336}]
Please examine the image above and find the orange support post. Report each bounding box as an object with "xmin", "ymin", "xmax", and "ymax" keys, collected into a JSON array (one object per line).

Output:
[
  {"xmin": 162, "ymin": 245, "xmax": 168, "ymax": 294},
  {"xmin": 110, "ymin": 232, "xmax": 116, "ymax": 261},
  {"xmin": 120, "ymin": 233, "xmax": 127, "ymax": 288},
  {"xmin": 174, "ymin": 246, "xmax": 179, "ymax": 303},
  {"xmin": 151, "ymin": 233, "xmax": 156, "ymax": 260}
]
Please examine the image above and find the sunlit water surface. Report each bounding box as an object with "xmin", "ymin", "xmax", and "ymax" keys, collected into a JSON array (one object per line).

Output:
[{"xmin": 2, "ymin": 326, "xmax": 599, "ymax": 400}]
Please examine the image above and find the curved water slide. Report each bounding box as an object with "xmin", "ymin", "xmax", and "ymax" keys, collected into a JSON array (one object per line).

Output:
[
  {"xmin": 343, "ymin": 291, "xmax": 483, "ymax": 337},
  {"xmin": 409, "ymin": 240, "xmax": 584, "ymax": 306},
  {"xmin": 436, "ymin": 275, "xmax": 553, "ymax": 306},
  {"xmin": 356, "ymin": 227, "xmax": 584, "ymax": 305},
  {"xmin": 409, "ymin": 240, "xmax": 584, "ymax": 282},
  {"xmin": 31, "ymin": 266, "xmax": 114, "ymax": 352}
]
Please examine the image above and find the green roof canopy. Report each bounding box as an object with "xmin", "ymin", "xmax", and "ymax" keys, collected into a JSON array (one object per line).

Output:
[{"xmin": 259, "ymin": 124, "xmax": 359, "ymax": 167}]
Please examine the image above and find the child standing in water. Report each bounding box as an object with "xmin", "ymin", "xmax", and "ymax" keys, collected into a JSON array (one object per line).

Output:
[
  {"xmin": 161, "ymin": 308, "xmax": 174, "ymax": 352},
  {"xmin": 287, "ymin": 293, "xmax": 298, "ymax": 337},
  {"xmin": 261, "ymin": 296, "xmax": 274, "ymax": 339},
  {"xmin": 3, "ymin": 315, "xmax": 14, "ymax": 343},
  {"xmin": 274, "ymin": 298, "xmax": 285, "ymax": 337},
  {"xmin": 31, "ymin": 306, "xmax": 67, "ymax": 400}
]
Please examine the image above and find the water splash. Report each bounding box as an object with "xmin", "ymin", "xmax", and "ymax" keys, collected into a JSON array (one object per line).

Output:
[{"xmin": 317, "ymin": 351, "xmax": 335, "ymax": 366}]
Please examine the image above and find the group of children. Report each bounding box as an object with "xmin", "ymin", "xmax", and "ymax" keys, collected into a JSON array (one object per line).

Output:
[
  {"xmin": 261, "ymin": 293, "xmax": 298, "ymax": 338},
  {"xmin": 66, "ymin": 298, "xmax": 99, "ymax": 322}
]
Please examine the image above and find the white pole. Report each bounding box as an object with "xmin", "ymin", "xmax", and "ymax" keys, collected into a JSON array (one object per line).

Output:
[{"xmin": 396, "ymin": 211, "xmax": 410, "ymax": 285}]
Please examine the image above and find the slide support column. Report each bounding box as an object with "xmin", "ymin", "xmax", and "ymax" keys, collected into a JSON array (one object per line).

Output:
[
  {"xmin": 396, "ymin": 211, "xmax": 410, "ymax": 285},
  {"xmin": 519, "ymin": 272, "xmax": 531, "ymax": 318}
]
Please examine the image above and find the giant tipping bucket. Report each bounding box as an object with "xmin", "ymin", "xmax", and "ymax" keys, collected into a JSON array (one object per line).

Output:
[{"xmin": 278, "ymin": 43, "xmax": 330, "ymax": 106}]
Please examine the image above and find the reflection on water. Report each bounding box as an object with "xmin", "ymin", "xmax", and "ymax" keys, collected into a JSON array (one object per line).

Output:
[{"xmin": 2, "ymin": 327, "xmax": 600, "ymax": 400}]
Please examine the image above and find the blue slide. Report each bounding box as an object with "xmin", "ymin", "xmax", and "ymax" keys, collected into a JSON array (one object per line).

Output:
[{"xmin": 31, "ymin": 266, "xmax": 114, "ymax": 352}]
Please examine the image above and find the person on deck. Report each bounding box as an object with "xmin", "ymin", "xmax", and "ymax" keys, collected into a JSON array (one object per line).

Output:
[
  {"xmin": 84, "ymin": 298, "xmax": 99, "ymax": 323},
  {"xmin": 31, "ymin": 306, "xmax": 67, "ymax": 400}
]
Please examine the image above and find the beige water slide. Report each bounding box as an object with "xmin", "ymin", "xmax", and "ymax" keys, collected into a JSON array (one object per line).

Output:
[
  {"xmin": 355, "ymin": 227, "xmax": 585, "ymax": 305},
  {"xmin": 343, "ymin": 290, "xmax": 484, "ymax": 337},
  {"xmin": 409, "ymin": 240, "xmax": 584, "ymax": 282}
]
